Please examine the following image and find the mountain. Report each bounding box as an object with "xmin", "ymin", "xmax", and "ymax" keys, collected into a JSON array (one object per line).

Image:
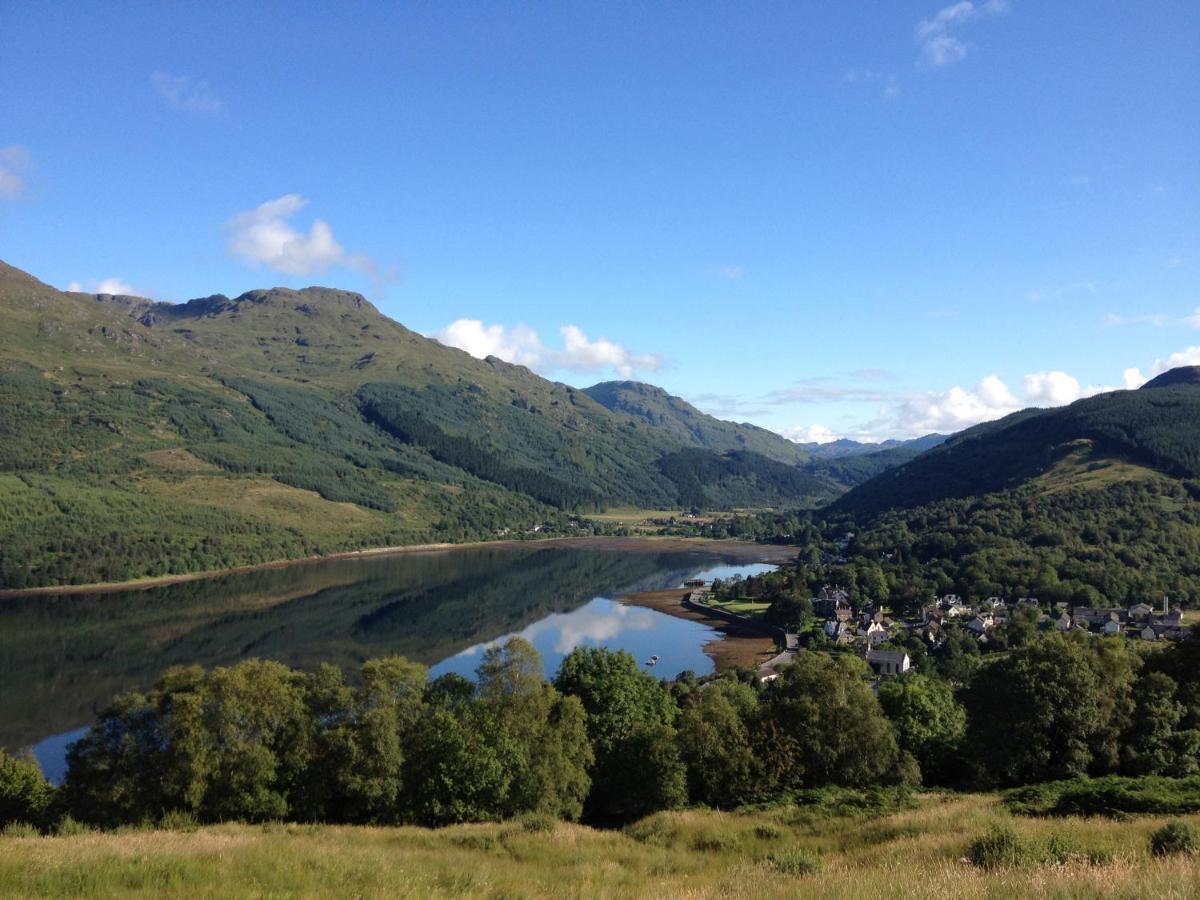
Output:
[
  {"xmin": 1140, "ymin": 366, "xmax": 1200, "ymax": 390},
  {"xmin": 2, "ymin": 260, "xmax": 869, "ymax": 588},
  {"xmin": 834, "ymin": 374, "xmax": 1200, "ymax": 517},
  {"xmin": 583, "ymin": 380, "xmax": 808, "ymax": 464},
  {"xmin": 800, "ymin": 434, "xmax": 946, "ymax": 460},
  {"xmin": 810, "ymin": 374, "xmax": 1200, "ymax": 609}
]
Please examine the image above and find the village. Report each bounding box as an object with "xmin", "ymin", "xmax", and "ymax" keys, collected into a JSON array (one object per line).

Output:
[{"xmin": 683, "ymin": 578, "xmax": 1194, "ymax": 684}]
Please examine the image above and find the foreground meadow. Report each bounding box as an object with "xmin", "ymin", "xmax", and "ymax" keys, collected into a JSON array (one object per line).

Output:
[{"xmin": 3, "ymin": 793, "xmax": 1199, "ymax": 899}]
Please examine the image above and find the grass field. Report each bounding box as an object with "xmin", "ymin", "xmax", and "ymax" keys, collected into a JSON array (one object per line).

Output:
[
  {"xmin": 700, "ymin": 594, "xmax": 772, "ymax": 618},
  {"xmin": 3, "ymin": 794, "xmax": 1198, "ymax": 898}
]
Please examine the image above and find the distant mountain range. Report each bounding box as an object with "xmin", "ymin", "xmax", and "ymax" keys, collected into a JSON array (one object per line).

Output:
[{"xmin": 798, "ymin": 434, "xmax": 947, "ymax": 460}]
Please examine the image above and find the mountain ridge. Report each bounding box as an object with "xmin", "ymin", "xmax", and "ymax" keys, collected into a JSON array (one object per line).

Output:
[{"xmin": 0, "ymin": 259, "xmax": 885, "ymax": 588}]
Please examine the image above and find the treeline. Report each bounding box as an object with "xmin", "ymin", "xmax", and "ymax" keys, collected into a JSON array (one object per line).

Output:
[
  {"xmin": 8, "ymin": 630, "xmax": 1200, "ymax": 832},
  {"xmin": 656, "ymin": 448, "xmax": 839, "ymax": 511},
  {"xmin": 741, "ymin": 478, "xmax": 1200, "ymax": 611}
]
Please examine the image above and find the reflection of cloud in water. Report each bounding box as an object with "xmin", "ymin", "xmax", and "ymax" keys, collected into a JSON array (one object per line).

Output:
[
  {"xmin": 543, "ymin": 603, "xmax": 655, "ymax": 654},
  {"xmin": 448, "ymin": 598, "xmax": 656, "ymax": 661}
]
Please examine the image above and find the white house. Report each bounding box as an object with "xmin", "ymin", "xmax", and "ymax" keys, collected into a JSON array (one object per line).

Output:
[
  {"xmin": 865, "ymin": 621, "xmax": 889, "ymax": 646},
  {"xmin": 866, "ymin": 648, "xmax": 910, "ymax": 676}
]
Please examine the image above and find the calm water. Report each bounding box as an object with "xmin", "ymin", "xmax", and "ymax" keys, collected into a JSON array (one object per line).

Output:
[{"xmin": 0, "ymin": 541, "xmax": 777, "ymax": 781}]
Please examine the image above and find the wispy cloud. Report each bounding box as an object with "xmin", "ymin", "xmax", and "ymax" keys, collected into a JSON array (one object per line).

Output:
[
  {"xmin": 715, "ymin": 265, "xmax": 745, "ymax": 280},
  {"xmin": 916, "ymin": 0, "xmax": 1010, "ymax": 69},
  {"xmin": 225, "ymin": 194, "xmax": 394, "ymax": 289},
  {"xmin": 432, "ymin": 319, "xmax": 660, "ymax": 379},
  {"xmin": 1103, "ymin": 307, "xmax": 1200, "ymax": 329},
  {"xmin": 845, "ymin": 69, "xmax": 902, "ymax": 100},
  {"xmin": 0, "ymin": 146, "xmax": 31, "ymax": 200},
  {"xmin": 1025, "ymin": 280, "xmax": 1098, "ymax": 302},
  {"xmin": 151, "ymin": 72, "xmax": 224, "ymax": 114}
]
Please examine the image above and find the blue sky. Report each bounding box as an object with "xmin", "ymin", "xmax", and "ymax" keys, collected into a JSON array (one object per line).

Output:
[{"xmin": 1, "ymin": 1, "xmax": 1197, "ymax": 441}]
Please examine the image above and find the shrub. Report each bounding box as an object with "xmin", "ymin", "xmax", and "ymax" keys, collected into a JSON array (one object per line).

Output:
[
  {"xmin": 1042, "ymin": 830, "xmax": 1084, "ymax": 865},
  {"xmin": 54, "ymin": 816, "xmax": 92, "ymax": 836},
  {"xmin": 691, "ymin": 833, "xmax": 737, "ymax": 853},
  {"xmin": 968, "ymin": 825, "xmax": 1036, "ymax": 869},
  {"xmin": 0, "ymin": 750, "xmax": 56, "ymax": 830},
  {"xmin": 515, "ymin": 812, "xmax": 556, "ymax": 834},
  {"xmin": 159, "ymin": 810, "xmax": 200, "ymax": 833},
  {"xmin": 450, "ymin": 833, "xmax": 497, "ymax": 851},
  {"xmin": 624, "ymin": 813, "xmax": 681, "ymax": 846},
  {"xmin": 1, "ymin": 822, "xmax": 40, "ymax": 838},
  {"xmin": 768, "ymin": 848, "xmax": 822, "ymax": 876},
  {"xmin": 753, "ymin": 823, "xmax": 783, "ymax": 841},
  {"xmin": 1004, "ymin": 776, "xmax": 1200, "ymax": 818},
  {"xmin": 1150, "ymin": 821, "xmax": 1198, "ymax": 857}
]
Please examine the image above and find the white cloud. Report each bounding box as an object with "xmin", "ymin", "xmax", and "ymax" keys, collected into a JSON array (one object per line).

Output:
[
  {"xmin": 556, "ymin": 325, "xmax": 660, "ymax": 377},
  {"xmin": 1145, "ymin": 346, "xmax": 1200, "ymax": 377},
  {"xmin": 432, "ymin": 320, "xmax": 660, "ymax": 379},
  {"xmin": 779, "ymin": 424, "xmax": 841, "ymax": 444},
  {"xmin": 151, "ymin": 72, "xmax": 223, "ymax": 114},
  {"xmin": 0, "ymin": 146, "xmax": 31, "ymax": 199},
  {"xmin": 432, "ymin": 319, "xmax": 544, "ymax": 368},
  {"xmin": 444, "ymin": 599, "xmax": 656, "ymax": 661},
  {"xmin": 225, "ymin": 194, "xmax": 388, "ymax": 283},
  {"xmin": 65, "ymin": 277, "xmax": 141, "ymax": 296},
  {"xmin": 716, "ymin": 265, "xmax": 744, "ymax": 280},
  {"xmin": 882, "ymin": 375, "xmax": 1021, "ymax": 437},
  {"xmin": 916, "ymin": 0, "xmax": 1009, "ymax": 69},
  {"xmin": 1023, "ymin": 370, "xmax": 1082, "ymax": 405},
  {"xmin": 1123, "ymin": 368, "xmax": 1148, "ymax": 389}
]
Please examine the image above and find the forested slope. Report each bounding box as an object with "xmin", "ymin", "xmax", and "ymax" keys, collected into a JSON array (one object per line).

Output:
[{"xmin": 0, "ymin": 260, "xmax": 865, "ymax": 587}]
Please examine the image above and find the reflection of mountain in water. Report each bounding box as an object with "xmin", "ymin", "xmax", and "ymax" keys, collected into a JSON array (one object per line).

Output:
[{"xmin": 0, "ymin": 545, "xmax": 735, "ymax": 749}]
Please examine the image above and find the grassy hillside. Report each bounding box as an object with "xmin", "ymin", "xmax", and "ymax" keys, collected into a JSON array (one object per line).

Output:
[{"xmin": 3, "ymin": 794, "xmax": 1198, "ymax": 898}]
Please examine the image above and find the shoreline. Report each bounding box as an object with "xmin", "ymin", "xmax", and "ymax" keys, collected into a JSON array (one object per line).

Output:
[
  {"xmin": 0, "ymin": 535, "xmax": 797, "ymax": 599},
  {"xmin": 616, "ymin": 587, "xmax": 780, "ymax": 672}
]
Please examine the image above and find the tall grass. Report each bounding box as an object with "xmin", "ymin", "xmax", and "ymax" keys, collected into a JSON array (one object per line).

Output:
[{"xmin": 2, "ymin": 793, "xmax": 1199, "ymax": 898}]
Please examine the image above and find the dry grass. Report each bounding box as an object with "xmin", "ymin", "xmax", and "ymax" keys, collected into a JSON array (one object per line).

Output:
[{"xmin": 4, "ymin": 794, "xmax": 1199, "ymax": 898}]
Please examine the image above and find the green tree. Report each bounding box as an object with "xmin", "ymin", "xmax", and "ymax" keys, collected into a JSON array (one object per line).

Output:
[
  {"xmin": 554, "ymin": 647, "xmax": 678, "ymax": 823},
  {"xmin": 0, "ymin": 750, "xmax": 56, "ymax": 830},
  {"xmin": 675, "ymin": 679, "xmax": 757, "ymax": 807},
  {"xmin": 961, "ymin": 634, "xmax": 1128, "ymax": 786},
  {"xmin": 876, "ymin": 673, "xmax": 965, "ymax": 785},
  {"xmin": 476, "ymin": 639, "xmax": 591, "ymax": 820},
  {"xmin": 758, "ymin": 653, "xmax": 901, "ymax": 788}
]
